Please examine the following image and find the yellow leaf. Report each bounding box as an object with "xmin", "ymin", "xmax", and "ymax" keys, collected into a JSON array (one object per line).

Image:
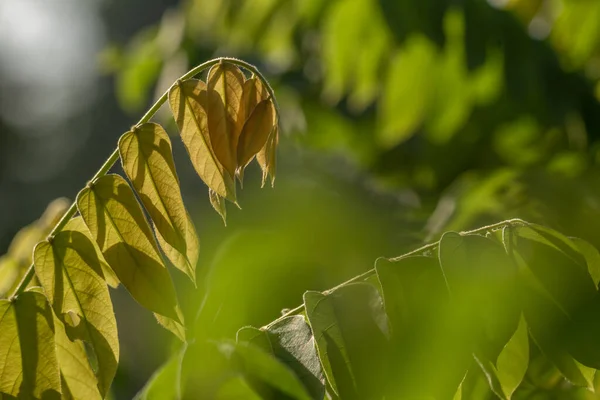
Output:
[
  {"xmin": 119, "ymin": 122, "xmax": 199, "ymax": 283},
  {"xmin": 0, "ymin": 256, "xmax": 19, "ymax": 298},
  {"xmin": 209, "ymin": 189, "xmax": 227, "ymax": 226},
  {"xmin": 237, "ymin": 99, "xmax": 275, "ymax": 171},
  {"xmin": 76, "ymin": 174, "xmax": 181, "ymax": 323},
  {"xmin": 256, "ymin": 124, "xmax": 279, "ymax": 188},
  {"xmin": 54, "ymin": 315, "xmax": 102, "ymax": 400},
  {"xmin": 155, "ymin": 306, "xmax": 186, "ymax": 342},
  {"xmin": 169, "ymin": 79, "xmax": 236, "ymax": 202},
  {"xmin": 63, "ymin": 217, "xmax": 120, "ymax": 288},
  {"xmin": 0, "ymin": 290, "xmax": 61, "ymax": 399},
  {"xmin": 207, "ymin": 61, "xmax": 245, "ymax": 177},
  {"xmin": 238, "ymin": 77, "xmax": 268, "ymax": 130},
  {"xmin": 34, "ymin": 230, "xmax": 119, "ymax": 397}
]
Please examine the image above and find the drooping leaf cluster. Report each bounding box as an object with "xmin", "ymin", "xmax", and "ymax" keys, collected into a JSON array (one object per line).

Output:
[
  {"xmin": 137, "ymin": 220, "xmax": 600, "ymax": 399},
  {"xmin": 0, "ymin": 60, "xmax": 279, "ymax": 399}
]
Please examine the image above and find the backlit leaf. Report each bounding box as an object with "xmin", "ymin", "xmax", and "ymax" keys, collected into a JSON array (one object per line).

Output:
[
  {"xmin": 119, "ymin": 122, "xmax": 199, "ymax": 283},
  {"xmin": 236, "ymin": 100, "xmax": 275, "ymax": 172},
  {"xmin": 169, "ymin": 78, "xmax": 236, "ymax": 201},
  {"xmin": 134, "ymin": 344, "xmax": 187, "ymax": 400},
  {"xmin": 209, "ymin": 189, "xmax": 227, "ymax": 225},
  {"xmin": 215, "ymin": 376, "xmax": 261, "ymax": 399},
  {"xmin": 256, "ymin": 124, "xmax": 278, "ymax": 188},
  {"xmin": 0, "ymin": 290, "xmax": 61, "ymax": 399},
  {"xmin": 237, "ymin": 315, "xmax": 325, "ymax": 399},
  {"xmin": 34, "ymin": 230, "xmax": 119, "ymax": 396},
  {"xmin": 304, "ymin": 282, "xmax": 389, "ymax": 399},
  {"xmin": 217, "ymin": 340, "xmax": 312, "ymax": 400},
  {"xmin": 571, "ymin": 237, "xmax": 600, "ymax": 287},
  {"xmin": 54, "ymin": 314, "xmax": 102, "ymax": 400},
  {"xmin": 207, "ymin": 61, "xmax": 246, "ymax": 177},
  {"xmin": 76, "ymin": 174, "xmax": 181, "ymax": 323}
]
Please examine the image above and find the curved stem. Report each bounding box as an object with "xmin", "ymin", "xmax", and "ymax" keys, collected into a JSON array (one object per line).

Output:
[
  {"xmin": 262, "ymin": 218, "xmax": 528, "ymax": 329},
  {"xmin": 10, "ymin": 57, "xmax": 281, "ymax": 299}
]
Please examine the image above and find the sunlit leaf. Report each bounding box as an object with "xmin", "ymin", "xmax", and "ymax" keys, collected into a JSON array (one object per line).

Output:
[
  {"xmin": 303, "ymin": 282, "xmax": 389, "ymax": 399},
  {"xmin": 376, "ymin": 256, "xmax": 467, "ymax": 399},
  {"xmin": 54, "ymin": 314, "xmax": 102, "ymax": 400},
  {"xmin": 0, "ymin": 290, "xmax": 61, "ymax": 399},
  {"xmin": 169, "ymin": 78, "xmax": 236, "ymax": 201},
  {"xmin": 209, "ymin": 189, "xmax": 227, "ymax": 225},
  {"xmin": 64, "ymin": 217, "xmax": 120, "ymax": 288},
  {"xmin": 207, "ymin": 61, "xmax": 246, "ymax": 177},
  {"xmin": 236, "ymin": 99, "xmax": 275, "ymax": 171},
  {"xmin": 237, "ymin": 315, "xmax": 325, "ymax": 400},
  {"xmin": 77, "ymin": 174, "xmax": 181, "ymax": 323},
  {"xmin": 215, "ymin": 376, "xmax": 261, "ymax": 399},
  {"xmin": 256, "ymin": 124, "xmax": 278, "ymax": 187},
  {"xmin": 119, "ymin": 122, "xmax": 199, "ymax": 283},
  {"xmin": 217, "ymin": 340, "xmax": 312, "ymax": 400},
  {"xmin": 34, "ymin": 230, "xmax": 119, "ymax": 396}
]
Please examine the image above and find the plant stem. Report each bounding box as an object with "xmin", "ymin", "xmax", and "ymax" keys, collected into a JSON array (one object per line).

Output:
[
  {"xmin": 10, "ymin": 57, "xmax": 280, "ymax": 299},
  {"xmin": 262, "ymin": 218, "xmax": 528, "ymax": 329}
]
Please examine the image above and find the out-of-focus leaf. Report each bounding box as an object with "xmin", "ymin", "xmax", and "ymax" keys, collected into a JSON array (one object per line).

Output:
[
  {"xmin": 207, "ymin": 61, "xmax": 245, "ymax": 177},
  {"xmin": 34, "ymin": 230, "xmax": 119, "ymax": 397},
  {"xmin": 256, "ymin": 125, "xmax": 278, "ymax": 187},
  {"xmin": 236, "ymin": 99, "xmax": 274, "ymax": 171},
  {"xmin": 119, "ymin": 122, "xmax": 199, "ymax": 283},
  {"xmin": 303, "ymin": 283, "xmax": 389, "ymax": 399},
  {"xmin": 508, "ymin": 224, "xmax": 600, "ymax": 382},
  {"xmin": 0, "ymin": 256, "xmax": 19, "ymax": 298},
  {"xmin": 77, "ymin": 174, "xmax": 181, "ymax": 323},
  {"xmin": 438, "ymin": 232, "xmax": 519, "ymax": 361},
  {"xmin": 169, "ymin": 78, "xmax": 236, "ymax": 201},
  {"xmin": 64, "ymin": 217, "xmax": 119, "ymax": 288},
  {"xmin": 134, "ymin": 344, "xmax": 187, "ymax": 400},
  {"xmin": 215, "ymin": 376, "xmax": 261, "ymax": 400},
  {"xmin": 218, "ymin": 340, "xmax": 312, "ymax": 400},
  {"xmin": 0, "ymin": 290, "xmax": 61, "ymax": 399},
  {"xmin": 571, "ymin": 237, "xmax": 600, "ymax": 288},
  {"xmin": 379, "ymin": 35, "xmax": 436, "ymax": 147},
  {"xmin": 54, "ymin": 315, "xmax": 102, "ymax": 400},
  {"xmin": 209, "ymin": 189, "xmax": 227, "ymax": 225},
  {"xmin": 476, "ymin": 315, "xmax": 529, "ymax": 399},
  {"xmin": 237, "ymin": 315, "xmax": 325, "ymax": 400},
  {"xmin": 376, "ymin": 256, "xmax": 467, "ymax": 399}
]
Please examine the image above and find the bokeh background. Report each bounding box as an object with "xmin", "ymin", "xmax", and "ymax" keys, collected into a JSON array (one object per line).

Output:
[{"xmin": 2, "ymin": 0, "xmax": 600, "ymax": 398}]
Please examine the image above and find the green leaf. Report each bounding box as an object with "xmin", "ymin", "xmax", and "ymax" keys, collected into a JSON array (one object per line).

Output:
[
  {"xmin": 54, "ymin": 314, "xmax": 102, "ymax": 400},
  {"xmin": 209, "ymin": 189, "xmax": 227, "ymax": 226},
  {"xmin": 438, "ymin": 232, "xmax": 520, "ymax": 361},
  {"xmin": 375, "ymin": 256, "xmax": 467, "ymax": 399},
  {"xmin": 303, "ymin": 282, "xmax": 389, "ymax": 399},
  {"xmin": 169, "ymin": 78, "xmax": 236, "ymax": 202},
  {"xmin": 119, "ymin": 122, "xmax": 199, "ymax": 283},
  {"xmin": 134, "ymin": 344, "xmax": 187, "ymax": 400},
  {"xmin": 476, "ymin": 315, "xmax": 529, "ymax": 399},
  {"xmin": 206, "ymin": 61, "xmax": 246, "ymax": 177},
  {"xmin": 64, "ymin": 217, "xmax": 120, "ymax": 288},
  {"xmin": 509, "ymin": 225, "xmax": 600, "ymax": 382},
  {"xmin": 571, "ymin": 237, "xmax": 600, "ymax": 288},
  {"xmin": 215, "ymin": 376, "xmax": 261, "ymax": 400},
  {"xmin": 77, "ymin": 174, "xmax": 182, "ymax": 326},
  {"xmin": 0, "ymin": 290, "xmax": 61, "ymax": 399},
  {"xmin": 236, "ymin": 99, "xmax": 275, "ymax": 174},
  {"xmin": 34, "ymin": 230, "xmax": 119, "ymax": 397},
  {"xmin": 218, "ymin": 341, "xmax": 312, "ymax": 400},
  {"xmin": 237, "ymin": 315, "xmax": 325, "ymax": 400}
]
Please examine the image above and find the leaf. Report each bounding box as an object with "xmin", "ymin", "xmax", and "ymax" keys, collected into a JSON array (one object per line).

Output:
[
  {"xmin": 476, "ymin": 315, "xmax": 529, "ymax": 399},
  {"xmin": 64, "ymin": 217, "xmax": 119, "ymax": 288},
  {"xmin": 0, "ymin": 290, "xmax": 61, "ymax": 399},
  {"xmin": 375, "ymin": 256, "xmax": 467, "ymax": 399},
  {"xmin": 571, "ymin": 237, "xmax": 600, "ymax": 288},
  {"xmin": 508, "ymin": 225, "xmax": 600, "ymax": 381},
  {"xmin": 236, "ymin": 100, "xmax": 275, "ymax": 172},
  {"xmin": 134, "ymin": 344, "xmax": 187, "ymax": 400},
  {"xmin": 77, "ymin": 174, "xmax": 181, "ymax": 323},
  {"xmin": 217, "ymin": 340, "xmax": 312, "ymax": 400},
  {"xmin": 206, "ymin": 61, "xmax": 246, "ymax": 177},
  {"xmin": 169, "ymin": 78, "xmax": 236, "ymax": 202},
  {"xmin": 54, "ymin": 315, "xmax": 102, "ymax": 400},
  {"xmin": 215, "ymin": 376, "xmax": 262, "ymax": 400},
  {"xmin": 438, "ymin": 232, "xmax": 520, "ymax": 361},
  {"xmin": 237, "ymin": 315, "xmax": 325, "ymax": 400},
  {"xmin": 256, "ymin": 124, "xmax": 278, "ymax": 188},
  {"xmin": 209, "ymin": 189, "xmax": 227, "ymax": 226},
  {"xmin": 238, "ymin": 77, "xmax": 268, "ymax": 128},
  {"xmin": 119, "ymin": 122, "xmax": 199, "ymax": 283},
  {"xmin": 33, "ymin": 230, "xmax": 119, "ymax": 396},
  {"xmin": 303, "ymin": 282, "xmax": 389, "ymax": 399}
]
